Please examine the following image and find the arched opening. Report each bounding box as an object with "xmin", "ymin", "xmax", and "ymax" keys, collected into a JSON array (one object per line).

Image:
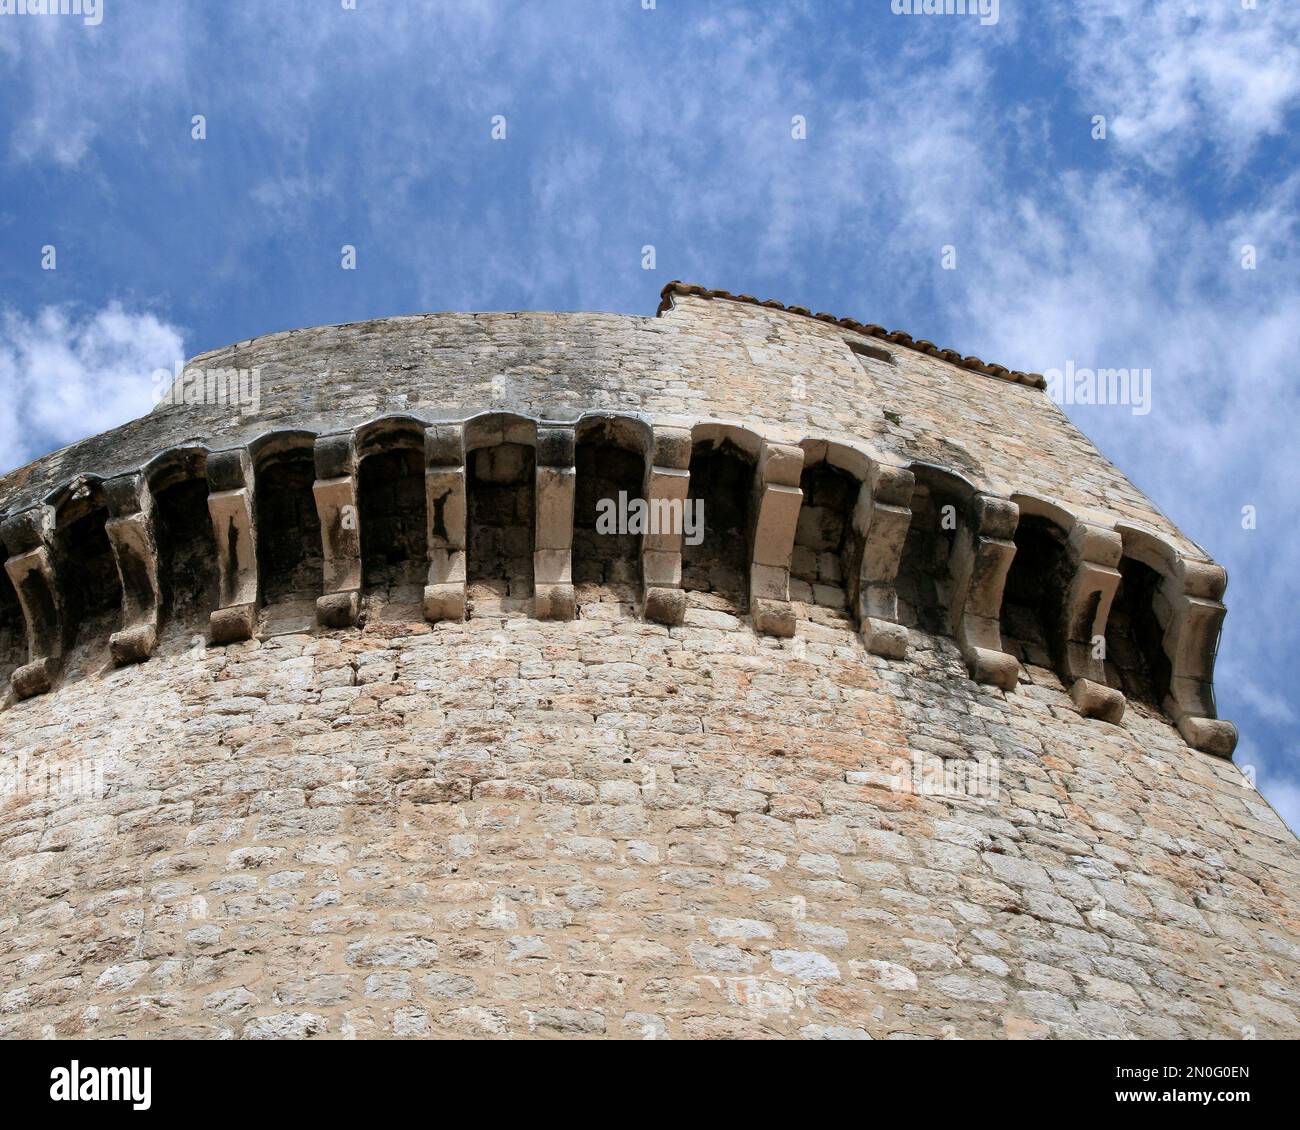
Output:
[
  {"xmin": 0, "ymin": 566, "xmax": 24, "ymax": 687},
  {"xmin": 791, "ymin": 461, "xmax": 860, "ymax": 620},
  {"xmin": 573, "ymin": 419, "xmax": 646, "ymax": 603},
  {"xmin": 153, "ymin": 477, "xmax": 220, "ymax": 638},
  {"xmin": 999, "ymin": 516, "xmax": 1071, "ymax": 672},
  {"xmin": 255, "ymin": 447, "xmax": 322, "ymax": 633},
  {"xmin": 54, "ymin": 492, "xmax": 121, "ymax": 677},
  {"xmin": 1104, "ymin": 556, "xmax": 1170, "ymax": 707},
  {"xmin": 466, "ymin": 441, "xmax": 535, "ymax": 607},
  {"xmin": 358, "ymin": 446, "xmax": 428, "ymax": 618},
  {"xmin": 894, "ymin": 479, "xmax": 960, "ymax": 634},
  {"xmin": 681, "ymin": 438, "xmax": 754, "ymax": 611}
]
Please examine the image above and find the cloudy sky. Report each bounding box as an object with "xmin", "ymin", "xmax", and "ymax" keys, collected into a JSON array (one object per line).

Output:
[{"xmin": 0, "ymin": 1, "xmax": 1296, "ymax": 829}]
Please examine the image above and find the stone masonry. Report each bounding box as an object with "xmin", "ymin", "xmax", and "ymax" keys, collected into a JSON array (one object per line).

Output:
[{"xmin": 0, "ymin": 284, "xmax": 1295, "ymax": 1040}]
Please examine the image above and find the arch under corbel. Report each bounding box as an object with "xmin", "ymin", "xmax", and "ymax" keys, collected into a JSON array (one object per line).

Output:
[
  {"xmin": 353, "ymin": 417, "xmax": 429, "ymax": 618},
  {"xmin": 1115, "ymin": 521, "xmax": 1236, "ymax": 757},
  {"xmin": 908, "ymin": 464, "xmax": 1020, "ymax": 690},
  {"xmin": 141, "ymin": 444, "xmax": 220, "ymax": 647},
  {"xmin": 1009, "ymin": 493, "xmax": 1126, "ymax": 723},
  {"xmin": 683, "ymin": 421, "xmax": 766, "ymax": 621},
  {"xmin": 573, "ymin": 414, "xmax": 653, "ymax": 601},
  {"xmin": 800, "ymin": 438, "xmax": 914, "ymax": 658},
  {"xmin": 463, "ymin": 412, "xmax": 539, "ymax": 610}
]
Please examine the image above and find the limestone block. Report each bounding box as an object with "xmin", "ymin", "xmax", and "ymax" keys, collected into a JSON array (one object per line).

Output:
[
  {"xmin": 535, "ymin": 466, "xmax": 575, "ymax": 552},
  {"xmin": 210, "ymin": 601, "xmax": 257, "ymax": 644},
  {"xmin": 642, "ymin": 467, "xmax": 689, "ymax": 553},
  {"xmin": 643, "ymin": 586, "xmax": 685, "ymax": 626},
  {"xmin": 313, "ymin": 475, "xmax": 362, "ymax": 594},
  {"xmin": 641, "ymin": 550, "xmax": 681, "ymax": 588},
  {"xmin": 423, "ymin": 583, "xmax": 466, "ymax": 623},
  {"xmin": 752, "ymin": 484, "xmax": 803, "ymax": 569},
  {"xmin": 316, "ymin": 590, "xmax": 360, "ymax": 629},
  {"xmin": 752, "ymin": 597, "xmax": 795, "ymax": 638},
  {"xmin": 12, "ymin": 656, "xmax": 58, "ymax": 700},
  {"xmin": 1070, "ymin": 678, "xmax": 1125, "ymax": 724},
  {"xmin": 110, "ymin": 623, "xmax": 158, "ymax": 666},
  {"xmin": 426, "ymin": 467, "xmax": 467, "ymax": 549},
  {"xmin": 757, "ymin": 442, "xmax": 804, "ymax": 488},
  {"xmin": 534, "ymin": 582, "xmax": 576, "ymax": 621},
  {"xmin": 862, "ymin": 618, "xmax": 909, "ymax": 659}
]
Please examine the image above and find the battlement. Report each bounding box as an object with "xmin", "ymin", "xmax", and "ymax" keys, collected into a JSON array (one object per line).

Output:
[{"xmin": 0, "ymin": 395, "xmax": 1234, "ymax": 756}]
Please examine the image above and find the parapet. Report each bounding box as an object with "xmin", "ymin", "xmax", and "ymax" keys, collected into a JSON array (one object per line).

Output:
[{"xmin": 0, "ymin": 288, "xmax": 1235, "ymax": 756}]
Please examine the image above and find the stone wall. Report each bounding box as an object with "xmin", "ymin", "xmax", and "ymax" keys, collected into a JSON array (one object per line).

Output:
[
  {"xmin": 0, "ymin": 289, "xmax": 1209, "ymax": 560},
  {"xmin": 1, "ymin": 595, "xmax": 1296, "ymax": 1040},
  {"xmin": 0, "ymin": 289, "xmax": 1295, "ymax": 1040}
]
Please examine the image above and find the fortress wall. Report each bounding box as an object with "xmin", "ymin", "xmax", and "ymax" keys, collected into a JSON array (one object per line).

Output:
[
  {"xmin": 0, "ymin": 290, "xmax": 1292, "ymax": 1041},
  {"xmin": 0, "ymin": 294, "xmax": 1202, "ymax": 558},
  {"xmin": 0, "ymin": 599, "xmax": 1296, "ymax": 1041}
]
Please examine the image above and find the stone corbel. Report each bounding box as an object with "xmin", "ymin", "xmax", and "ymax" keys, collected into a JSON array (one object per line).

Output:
[
  {"xmin": 1113, "ymin": 523, "xmax": 1237, "ymax": 758},
  {"xmin": 852, "ymin": 462, "xmax": 914, "ymax": 659},
  {"xmin": 1163, "ymin": 559, "xmax": 1237, "ymax": 758},
  {"xmin": 2, "ymin": 505, "xmax": 62, "ymax": 699},
  {"xmin": 104, "ymin": 472, "xmax": 161, "ymax": 665},
  {"xmin": 948, "ymin": 493, "xmax": 1020, "ymax": 691},
  {"xmin": 749, "ymin": 441, "xmax": 804, "ymax": 637},
  {"xmin": 423, "ymin": 424, "xmax": 468, "ymax": 623},
  {"xmin": 533, "ymin": 425, "xmax": 576, "ymax": 620},
  {"xmin": 1059, "ymin": 521, "xmax": 1126, "ymax": 723},
  {"xmin": 312, "ymin": 432, "xmax": 362, "ymax": 628},
  {"xmin": 641, "ymin": 425, "xmax": 691, "ymax": 626},
  {"xmin": 207, "ymin": 447, "xmax": 259, "ymax": 644}
]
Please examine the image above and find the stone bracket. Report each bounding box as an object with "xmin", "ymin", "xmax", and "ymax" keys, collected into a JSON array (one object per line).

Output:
[
  {"xmin": 207, "ymin": 447, "xmax": 259, "ymax": 643},
  {"xmin": 641, "ymin": 425, "xmax": 691, "ymax": 626},
  {"xmin": 424, "ymin": 424, "xmax": 467, "ymax": 623},
  {"xmin": 948, "ymin": 493, "xmax": 1020, "ymax": 691},
  {"xmin": 1059, "ymin": 521, "xmax": 1126, "ymax": 723},
  {"xmin": 313, "ymin": 433, "xmax": 361, "ymax": 627},
  {"xmin": 2, "ymin": 505, "xmax": 62, "ymax": 699},
  {"xmin": 104, "ymin": 472, "xmax": 161, "ymax": 666},
  {"xmin": 534, "ymin": 425, "xmax": 576, "ymax": 621},
  {"xmin": 1164, "ymin": 564, "xmax": 1236, "ymax": 757},
  {"xmin": 750, "ymin": 441, "xmax": 804, "ymax": 637},
  {"xmin": 853, "ymin": 462, "xmax": 914, "ymax": 659}
]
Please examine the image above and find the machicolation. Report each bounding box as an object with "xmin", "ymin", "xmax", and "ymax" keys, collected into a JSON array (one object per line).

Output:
[{"xmin": 0, "ymin": 283, "xmax": 1295, "ymax": 1041}]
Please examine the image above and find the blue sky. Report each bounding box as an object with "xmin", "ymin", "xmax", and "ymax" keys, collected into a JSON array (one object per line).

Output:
[{"xmin": 1, "ymin": 1, "xmax": 1297, "ymax": 829}]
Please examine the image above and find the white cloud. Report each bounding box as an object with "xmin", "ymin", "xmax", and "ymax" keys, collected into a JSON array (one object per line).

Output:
[
  {"xmin": 0, "ymin": 9, "xmax": 186, "ymax": 168},
  {"xmin": 1051, "ymin": 0, "xmax": 1300, "ymax": 173},
  {"xmin": 0, "ymin": 304, "xmax": 185, "ymax": 476}
]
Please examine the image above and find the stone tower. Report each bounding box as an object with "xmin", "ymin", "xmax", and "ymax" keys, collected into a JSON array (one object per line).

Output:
[{"xmin": 1, "ymin": 283, "xmax": 1296, "ymax": 1041}]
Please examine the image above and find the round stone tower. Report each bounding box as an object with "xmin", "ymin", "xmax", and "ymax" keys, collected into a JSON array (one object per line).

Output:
[{"xmin": 1, "ymin": 283, "xmax": 1295, "ymax": 1040}]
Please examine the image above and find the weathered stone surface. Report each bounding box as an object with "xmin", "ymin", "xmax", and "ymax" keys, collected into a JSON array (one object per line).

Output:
[{"xmin": 0, "ymin": 290, "xmax": 1287, "ymax": 1041}]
